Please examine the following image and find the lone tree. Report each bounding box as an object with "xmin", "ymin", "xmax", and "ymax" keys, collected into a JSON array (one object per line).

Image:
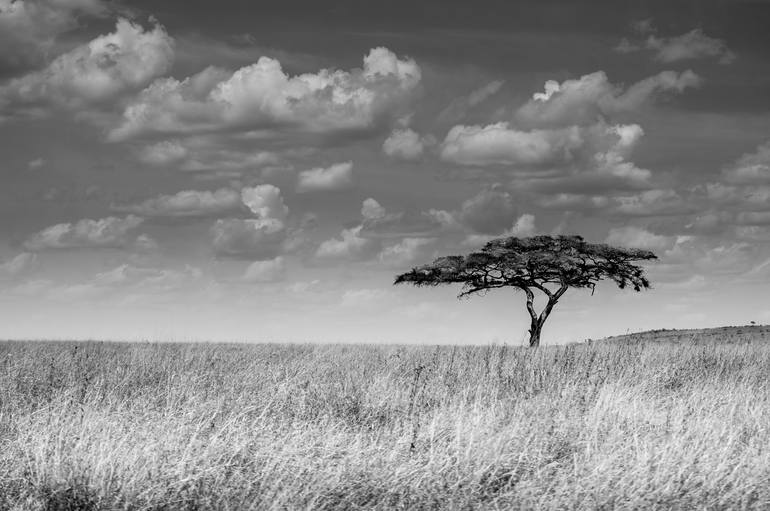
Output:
[{"xmin": 394, "ymin": 235, "xmax": 656, "ymax": 347}]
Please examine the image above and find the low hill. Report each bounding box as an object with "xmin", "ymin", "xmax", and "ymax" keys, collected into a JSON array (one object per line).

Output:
[{"xmin": 593, "ymin": 324, "xmax": 770, "ymax": 345}]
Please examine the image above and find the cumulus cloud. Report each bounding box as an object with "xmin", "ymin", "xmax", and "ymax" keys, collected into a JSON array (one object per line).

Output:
[
  {"xmin": 438, "ymin": 70, "xmax": 700, "ymax": 201},
  {"xmin": 517, "ymin": 70, "xmax": 700, "ymax": 127},
  {"xmin": 0, "ymin": 252, "xmax": 37, "ymax": 277},
  {"xmin": 382, "ymin": 128, "xmax": 425, "ymax": 161},
  {"xmin": 313, "ymin": 198, "xmax": 455, "ymax": 260},
  {"xmin": 315, "ymin": 225, "xmax": 378, "ymax": 260},
  {"xmin": 0, "ymin": 0, "xmax": 109, "ymax": 77},
  {"xmin": 23, "ymin": 215, "xmax": 144, "ymax": 250},
  {"xmin": 136, "ymin": 137, "xmax": 281, "ymax": 176},
  {"xmin": 138, "ymin": 140, "xmax": 189, "ymax": 166},
  {"xmin": 722, "ymin": 141, "xmax": 770, "ymax": 184},
  {"xmin": 181, "ymin": 149, "xmax": 279, "ymax": 175},
  {"xmin": 442, "ymin": 115, "xmax": 644, "ymax": 170},
  {"xmin": 211, "ymin": 218, "xmax": 288, "ymax": 260},
  {"xmin": 663, "ymin": 238, "xmax": 761, "ymax": 277},
  {"xmin": 108, "ymin": 47, "xmax": 421, "ymax": 142},
  {"xmin": 27, "ymin": 157, "xmax": 45, "ymax": 169},
  {"xmin": 358, "ymin": 198, "xmax": 446, "ymax": 239},
  {"xmin": 211, "ymin": 184, "xmax": 294, "ymax": 260},
  {"xmin": 440, "ymin": 123, "xmax": 583, "ymax": 166},
  {"xmin": 443, "ymin": 120, "xmax": 651, "ymax": 192},
  {"xmin": 631, "ymin": 18, "xmax": 655, "ymax": 35},
  {"xmin": 243, "ymin": 256, "xmax": 286, "ymax": 283},
  {"xmin": 716, "ymin": 182, "xmax": 770, "ymax": 205},
  {"xmin": 296, "ymin": 161, "xmax": 354, "ymax": 193},
  {"xmin": 617, "ymin": 27, "xmax": 735, "ymax": 64},
  {"xmin": 241, "ymin": 184, "xmax": 288, "ymax": 221},
  {"xmin": 690, "ymin": 144, "xmax": 770, "ymax": 237},
  {"xmin": 510, "ymin": 214, "xmax": 536, "ymax": 236},
  {"xmin": 134, "ymin": 233, "xmax": 159, "ymax": 252},
  {"xmin": 113, "ymin": 188, "xmax": 243, "ymax": 218},
  {"xmin": 537, "ymin": 187, "xmax": 694, "ymax": 224},
  {"xmin": 360, "ymin": 207, "xmax": 449, "ymax": 239},
  {"xmin": 361, "ymin": 197, "xmax": 386, "ymax": 220},
  {"xmin": 681, "ymin": 142, "xmax": 770, "ymax": 241},
  {"xmin": 1, "ymin": 18, "xmax": 174, "ymax": 114}
]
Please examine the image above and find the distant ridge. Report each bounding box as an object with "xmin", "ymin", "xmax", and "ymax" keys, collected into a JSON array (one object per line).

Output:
[{"xmin": 592, "ymin": 325, "xmax": 770, "ymax": 345}]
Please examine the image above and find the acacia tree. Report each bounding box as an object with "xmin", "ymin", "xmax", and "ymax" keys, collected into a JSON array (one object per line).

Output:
[{"xmin": 394, "ymin": 235, "xmax": 657, "ymax": 347}]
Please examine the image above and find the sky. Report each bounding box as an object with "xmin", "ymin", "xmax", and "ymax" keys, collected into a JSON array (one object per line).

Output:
[{"xmin": 1, "ymin": 0, "xmax": 770, "ymax": 344}]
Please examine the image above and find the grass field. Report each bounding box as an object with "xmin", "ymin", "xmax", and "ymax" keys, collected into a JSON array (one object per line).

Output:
[{"xmin": 1, "ymin": 329, "xmax": 769, "ymax": 510}]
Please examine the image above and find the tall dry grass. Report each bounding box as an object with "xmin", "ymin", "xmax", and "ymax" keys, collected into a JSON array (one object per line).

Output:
[{"xmin": 0, "ymin": 337, "xmax": 768, "ymax": 509}]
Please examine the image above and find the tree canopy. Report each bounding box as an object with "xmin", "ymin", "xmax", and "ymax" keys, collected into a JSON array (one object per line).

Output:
[{"xmin": 394, "ymin": 235, "xmax": 657, "ymax": 347}]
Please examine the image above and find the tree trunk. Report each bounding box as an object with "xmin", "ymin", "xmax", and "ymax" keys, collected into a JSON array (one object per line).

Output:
[
  {"xmin": 528, "ymin": 321, "xmax": 542, "ymax": 347},
  {"xmin": 523, "ymin": 284, "xmax": 567, "ymax": 348},
  {"xmin": 526, "ymin": 295, "xmax": 558, "ymax": 348}
]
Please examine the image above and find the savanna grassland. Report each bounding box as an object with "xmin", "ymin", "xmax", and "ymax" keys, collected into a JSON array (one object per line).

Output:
[{"xmin": 1, "ymin": 329, "xmax": 769, "ymax": 510}]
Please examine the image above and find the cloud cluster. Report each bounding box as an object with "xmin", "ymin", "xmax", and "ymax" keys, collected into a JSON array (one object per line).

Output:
[
  {"xmin": 361, "ymin": 197, "xmax": 386, "ymax": 220},
  {"xmin": 241, "ymin": 184, "xmax": 288, "ymax": 220},
  {"xmin": 24, "ymin": 215, "xmax": 144, "ymax": 250},
  {"xmin": 360, "ymin": 206, "xmax": 448, "ymax": 239},
  {"xmin": 98, "ymin": 182, "xmax": 301, "ymax": 260},
  {"xmin": 357, "ymin": 188, "xmax": 537, "ymax": 258},
  {"xmin": 243, "ymin": 256, "xmax": 286, "ymax": 283},
  {"xmin": 439, "ymin": 71, "xmax": 698, "ymax": 190},
  {"xmin": 589, "ymin": 138, "xmax": 770, "ymax": 288},
  {"xmin": 722, "ymin": 141, "xmax": 770, "ymax": 185},
  {"xmin": 137, "ymin": 138, "xmax": 281, "ymax": 178},
  {"xmin": 1, "ymin": 19, "xmax": 174, "ymax": 115},
  {"xmin": 108, "ymin": 47, "xmax": 421, "ymax": 142},
  {"xmin": 440, "ymin": 123, "xmax": 583, "ymax": 166},
  {"xmin": 113, "ymin": 188, "xmax": 243, "ymax": 218},
  {"xmin": 296, "ymin": 161, "xmax": 354, "ymax": 193},
  {"xmin": 687, "ymin": 141, "xmax": 770, "ymax": 237},
  {"xmin": 516, "ymin": 70, "xmax": 700, "ymax": 127},
  {"xmin": 436, "ymin": 69, "xmax": 704, "ymax": 218},
  {"xmin": 315, "ymin": 225, "xmax": 378, "ymax": 260},
  {"xmin": 212, "ymin": 184, "xmax": 296, "ymax": 260},
  {"xmin": 0, "ymin": 0, "xmax": 109, "ymax": 77},
  {"xmin": 382, "ymin": 128, "xmax": 426, "ymax": 161},
  {"xmin": 211, "ymin": 218, "xmax": 288, "ymax": 260},
  {"xmin": 617, "ymin": 27, "xmax": 735, "ymax": 64},
  {"xmin": 315, "ymin": 198, "xmax": 441, "ymax": 262},
  {"xmin": 137, "ymin": 140, "xmax": 189, "ymax": 166},
  {"xmin": 444, "ymin": 120, "xmax": 652, "ymax": 193}
]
